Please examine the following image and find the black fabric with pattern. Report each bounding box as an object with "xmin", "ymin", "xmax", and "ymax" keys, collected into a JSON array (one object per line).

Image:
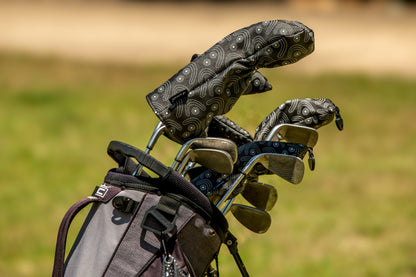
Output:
[
  {"xmin": 191, "ymin": 54, "xmax": 273, "ymax": 97},
  {"xmin": 243, "ymin": 71, "xmax": 273, "ymax": 95},
  {"xmin": 146, "ymin": 20, "xmax": 314, "ymax": 144},
  {"xmin": 207, "ymin": 115, "xmax": 254, "ymax": 147},
  {"xmin": 255, "ymin": 98, "xmax": 340, "ymax": 141}
]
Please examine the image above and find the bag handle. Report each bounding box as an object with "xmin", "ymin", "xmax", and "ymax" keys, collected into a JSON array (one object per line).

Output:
[
  {"xmin": 52, "ymin": 184, "xmax": 121, "ymax": 277},
  {"xmin": 107, "ymin": 140, "xmax": 170, "ymax": 178}
]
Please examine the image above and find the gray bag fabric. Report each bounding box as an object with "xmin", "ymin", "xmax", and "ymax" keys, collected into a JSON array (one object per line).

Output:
[
  {"xmin": 146, "ymin": 20, "xmax": 315, "ymax": 144},
  {"xmin": 52, "ymin": 141, "xmax": 228, "ymax": 277}
]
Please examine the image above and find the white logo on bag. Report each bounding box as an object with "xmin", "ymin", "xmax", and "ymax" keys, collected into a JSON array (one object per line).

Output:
[{"xmin": 95, "ymin": 184, "xmax": 109, "ymax": 198}]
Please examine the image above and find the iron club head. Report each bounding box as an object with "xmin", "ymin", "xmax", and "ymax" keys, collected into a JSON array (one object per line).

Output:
[
  {"xmin": 265, "ymin": 123, "xmax": 318, "ymax": 148},
  {"xmin": 217, "ymin": 153, "xmax": 304, "ymax": 213},
  {"xmin": 230, "ymin": 204, "xmax": 272, "ymax": 234},
  {"xmin": 176, "ymin": 148, "xmax": 234, "ymax": 175},
  {"xmin": 172, "ymin": 137, "xmax": 238, "ymax": 170},
  {"xmin": 263, "ymin": 154, "xmax": 305, "ymax": 184},
  {"xmin": 241, "ymin": 181, "xmax": 278, "ymax": 211}
]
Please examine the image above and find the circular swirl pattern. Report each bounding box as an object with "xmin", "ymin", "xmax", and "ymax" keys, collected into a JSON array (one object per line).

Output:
[
  {"xmin": 254, "ymin": 98, "xmax": 338, "ymax": 141},
  {"xmin": 146, "ymin": 20, "xmax": 315, "ymax": 144}
]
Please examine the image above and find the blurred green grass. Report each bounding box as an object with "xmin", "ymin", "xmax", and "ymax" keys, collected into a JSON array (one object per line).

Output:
[{"xmin": 1, "ymin": 53, "xmax": 415, "ymax": 277}]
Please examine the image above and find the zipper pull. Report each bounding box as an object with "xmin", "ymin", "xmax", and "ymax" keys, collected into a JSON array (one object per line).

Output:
[
  {"xmin": 335, "ymin": 106, "xmax": 344, "ymax": 131},
  {"xmin": 160, "ymin": 232, "xmax": 187, "ymax": 277},
  {"xmin": 308, "ymin": 148, "xmax": 315, "ymax": 171},
  {"xmin": 161, "ymin": 255, "xmax": 187, "ymax": 277},
  {"xmin": 162, "ymin": 255, "xmax": 175, "ymax": 277}
]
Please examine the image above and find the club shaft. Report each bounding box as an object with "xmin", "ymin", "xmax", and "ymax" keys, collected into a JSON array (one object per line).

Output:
[
  {"xmin": 132, "ymin": 122, "xmax": 165, "ymax": 176},
  {"xmin": 216, "ymin": 173, "xmax": 246, "ymax": 212}
]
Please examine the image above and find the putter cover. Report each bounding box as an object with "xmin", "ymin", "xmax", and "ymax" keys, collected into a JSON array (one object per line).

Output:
[
  {"xmin": 255, "ymin": 98, "xmax": 343, "ymax": 141},
  {"xmin": 146, "ymin": 20, "xmax": 315, "ymax": 144}
]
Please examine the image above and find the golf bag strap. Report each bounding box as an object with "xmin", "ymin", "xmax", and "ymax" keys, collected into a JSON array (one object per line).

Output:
[
  {"xmin": 52, "ymin": 184, "xmax": 121, "ymax": 277},
  {"xmin": 225, "ymin": 232, "xmax": 250, "ymax": 277},
  {"xmin": 141, "ymin": 195, "xmax": 181, "ymax": 237}
]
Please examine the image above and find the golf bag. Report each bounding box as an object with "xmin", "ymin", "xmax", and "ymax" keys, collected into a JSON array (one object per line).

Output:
[{"xmin": 52, "ymin": 141, "xmax": 231, "ymax": 277}]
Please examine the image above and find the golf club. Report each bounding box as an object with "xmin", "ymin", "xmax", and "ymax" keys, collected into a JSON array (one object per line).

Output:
[
  {"xmin": 265, "ymin": 123, "xmax": 319, "ymax": 148},
  {"xmin": 217, "ymin": 153, "xmax": 304, "ymax": 213},
  {"xmin": 241, "ymin": 181, "xmax": 278, "ymax": 212},
  {"xmin": 176, "ymin": 148, "xmax": 234, "ymax": 176},
  {"xmin": 132, "ymin": 121, "xmax": 166, "ymax": 176},
  {"xmin": 172, "ymin": 137, "xmax": 238, "ymax": 170},
  {"xmin": 230, "ymin": 204, "xmax": 272, "ymax": 234}
]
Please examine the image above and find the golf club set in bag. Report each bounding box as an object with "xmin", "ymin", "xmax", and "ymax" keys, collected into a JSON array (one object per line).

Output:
[{"xmin": 52, "ymin": 20, "xmax": 343, "ymax": 277}]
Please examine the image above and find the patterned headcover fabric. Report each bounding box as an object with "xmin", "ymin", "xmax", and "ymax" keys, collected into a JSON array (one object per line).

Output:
[
  {"xmin": 188, "ymin": 58, "xmax": 273, "ymax": 96},
  {"xmin": 254, "ymin": 98, "xmax": 339, "ymax": 141},
  {"xmin": 207, "ymin": 98, "xmax": 341, "ymax": 147},
  {"xmin": 243, "ymin": 71, "xmax": 273, "ymax": 95},
  {"xmin": 207, "ymin": 115, "xmax": 254, "ymax": 147},
  {"xmin": 146, "ymin": 20, "xmax": 315, "ymax": 144}
]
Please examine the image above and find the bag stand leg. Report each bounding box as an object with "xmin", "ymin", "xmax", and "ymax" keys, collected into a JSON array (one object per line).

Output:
[{"xmin": 225, "ymin": 233, "xmax": 250, "ymax": 277}]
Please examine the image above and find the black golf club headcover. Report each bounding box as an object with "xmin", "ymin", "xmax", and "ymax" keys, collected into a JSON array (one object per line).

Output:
[
  {"xmin": 243, "ymin": 70, "xmax": 273, "ymax": 96},
  {"xmin": 146, "ymin": 20, "xmax": 315, "ymax": 144},
  {"xmin": 207, "ymin": 115, "xmax": 254, "ymax": 147},
  {"xmin": 190, "ymin": 55, "xmax": 273, "ymax": 96},
  {"xmin": 254, "ymin": 98, "xmax": 343, "ymax": 141}
]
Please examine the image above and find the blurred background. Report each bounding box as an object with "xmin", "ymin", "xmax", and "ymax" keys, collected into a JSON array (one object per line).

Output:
[{"xmin": 0, "ymin": 0, "xmax": 415, "ymax": 276}]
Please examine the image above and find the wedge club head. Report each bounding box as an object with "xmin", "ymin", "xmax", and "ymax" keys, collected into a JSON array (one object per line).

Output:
[
  {"xmin": 265, "ymin": 123, "xmax": 318, "ymax": 148},
  {"xmin": 241, "ymin": 181, "xmax": 278, "ymax": 211},
  {"xmin": 172, "ymin": 137, "xmax": 238, "ymax": 170},
  {"xmin": 176, "ymin": 148, "xmax": 234, "ymax": 175},
  {"xmin": 230, "ymin": 204, "xmax": 272, "ymax": 234}
]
